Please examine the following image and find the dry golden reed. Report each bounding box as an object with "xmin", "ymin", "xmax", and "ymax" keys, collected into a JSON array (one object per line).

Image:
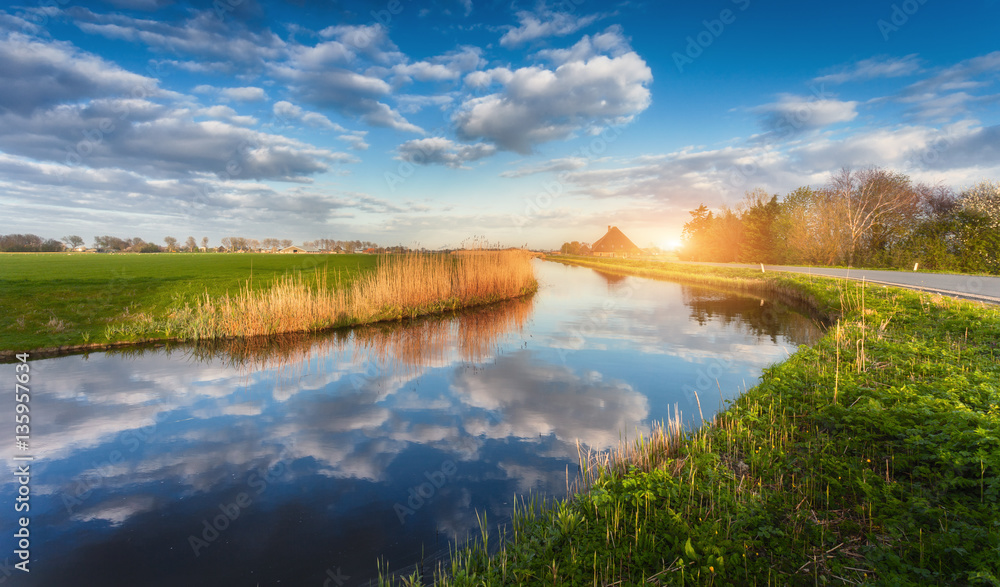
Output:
[
  {"xmin": 154, "ymin": 293, "xmax": 535, "ymax": 400},
  {"xmin": 162, "ymin": 249, "xmax": 536, "ymax": 341}
]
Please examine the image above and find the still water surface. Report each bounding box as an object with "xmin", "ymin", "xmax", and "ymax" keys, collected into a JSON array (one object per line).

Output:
[{"xmin": 1, "ymin": 260, "xmax": 822, "ymax": 585}]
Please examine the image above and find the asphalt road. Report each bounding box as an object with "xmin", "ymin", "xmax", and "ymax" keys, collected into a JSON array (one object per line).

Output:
[{"xmin": 676, "ymin": 262, "xmax": 1000, "ymax": 305}]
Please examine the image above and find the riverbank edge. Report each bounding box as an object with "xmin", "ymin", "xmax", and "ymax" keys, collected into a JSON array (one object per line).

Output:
[
  {"xmin": 416, "ymin": 256, "xmax": 999, "ymax": 586},
  {"xmin": 547, "ymin": 255, "xmax": 841, "ymax": 324},
  {"xmin": 0, "ymin": 283, "xmax": 538, "ymax": 363}
]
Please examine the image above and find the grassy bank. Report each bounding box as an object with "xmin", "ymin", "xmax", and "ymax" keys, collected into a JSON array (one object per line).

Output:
[
  {"xmin": 142, "ymin": 249, "xmax": 537, "ymax": 340},
  {"xmin": 397, "ymin": 256, "xmax": 1000, "ymax": 586},
  {"xmin": 0, "ymin": 252, "xmax": 375, "ymax": 353},
  {"xmin": 0, "ymin": 251, "xmax": 536, "ymax": 356}
]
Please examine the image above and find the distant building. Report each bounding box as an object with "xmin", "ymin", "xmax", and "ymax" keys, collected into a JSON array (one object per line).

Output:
[
  {"xmin": 279, "ymin": 245, "xmax": 307, "ymax": 254},
  {"xmin": 592, "ymin": 226, "xmax": 643, "ymax": 258}
]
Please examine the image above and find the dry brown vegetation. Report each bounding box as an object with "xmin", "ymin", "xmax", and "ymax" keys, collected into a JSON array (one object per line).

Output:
[
  {"xmin": 110, "ymin": 293, "xmax": 535, "ymax": 390},
  {"xmin": 144, "ymin": 250, "xmax": 536, "ymax": 341}
]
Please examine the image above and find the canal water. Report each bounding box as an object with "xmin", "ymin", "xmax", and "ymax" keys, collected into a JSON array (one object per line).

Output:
[{"xmin": 1, "ymin": 260, "xmax": 822, "ymax": 585}]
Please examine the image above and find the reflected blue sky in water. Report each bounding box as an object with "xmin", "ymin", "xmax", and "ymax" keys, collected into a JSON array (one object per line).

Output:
[{"xmin": 1, "ymin": 260, "xmax": 822, "ymax": 585}]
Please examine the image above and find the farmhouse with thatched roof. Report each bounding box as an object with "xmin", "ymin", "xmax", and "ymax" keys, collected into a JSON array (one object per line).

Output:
[{"xmin": 592, "ymin": 226, "xmax": 643, "ymax": 258}]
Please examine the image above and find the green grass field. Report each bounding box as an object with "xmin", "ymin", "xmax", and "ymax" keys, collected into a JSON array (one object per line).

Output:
[{"xmin": 0, "ymin": 252, "xmax": 378, "ymax": 352}]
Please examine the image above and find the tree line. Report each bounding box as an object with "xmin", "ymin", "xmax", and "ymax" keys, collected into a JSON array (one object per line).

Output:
[
  {"xmin": 0, "ymin": 234, "xmax": 66, "ymax": 252},
  {"xmin": 300, "ymin": 239, "xmax": 383, "ymax": 253},
  {"xmin": 559, "ymin": 241, "xmax": 592, "ymax": 255},
  {"xmin": 680, "ymin": 167, "xmax": 1000, "ymax": 274},
  {"xmin": 0, "ymin": 234, "xmax": 394, "ymax": 253}
]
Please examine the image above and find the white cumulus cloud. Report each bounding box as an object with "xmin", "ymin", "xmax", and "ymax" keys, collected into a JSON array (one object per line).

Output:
[{"xmin": 453, "ymin": 37, "xmax": 652, "ymax": 153}]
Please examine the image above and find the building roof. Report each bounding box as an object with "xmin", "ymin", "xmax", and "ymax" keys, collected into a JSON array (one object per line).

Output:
[{"xmin": 592, "ymin": 226, "xmax": 643, "ymax": 254}]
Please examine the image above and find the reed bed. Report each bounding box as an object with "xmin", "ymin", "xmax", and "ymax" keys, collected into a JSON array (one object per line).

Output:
[
  {"xmin": 117, "ymin": 250, "xmax": 536, "ymax": 342},
  {"xmin": 351, "ymin": 249, "xmax": 536, "ymax": 321}
]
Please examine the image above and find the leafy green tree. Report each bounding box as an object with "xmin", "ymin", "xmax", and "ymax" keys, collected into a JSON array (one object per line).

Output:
[
  {"xmin": 675, "ymin": 169, "xmax": 997, "ymax": 273},
  {"xmin": 892, "ymin": 215, "xmax": 959, "ymax": 271},
  {"xmin": 560, "ymin": 241, "xmax": 584, "ymax": 255},
  {"xmin": 739, "ymin": 189, "xmax": 781, "ymax": 263},
  {"xmin": 954, "ymin": 211, "xmax": 1000, "ymax": 273},
  {"xmin": 679, "ymin": 204, "xmax": 714, "ymax": 261},
  {"xmin": 707, "ymin": 207, "xmax": 743, "ymax": 262}
]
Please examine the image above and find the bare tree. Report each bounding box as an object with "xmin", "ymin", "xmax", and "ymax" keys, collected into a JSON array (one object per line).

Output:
[
  {"xmin": 828, "ymin": 166, "xmax": 920, "ymax": 265},
  {"xmin": 222, "ymin": 236, "xmax": 249, "ymax": 251},
  {"xmin": 164, "ymin": 236, "xmax": 178, "ymax": 252},
  {"xmin": 280, "ymin": 239, "xmax": 292, "ymax": 248},
  {"xmin": 62, "ymin": 235, "xmax": 84, "ymax": 249},
  {"xmin": 127, "ymin": 237, "xmax": 146, "ymax": 252},
  {"xmin": 185, "ymin": 236, "xmax": 197, "ymax": 252},
  {"xmin": 917, "ymin": 184, "xmax": 958, "ymax": 219},
  {"xmin": 201, "ymin": 236, "xmax": 209, "ymax": 250}
]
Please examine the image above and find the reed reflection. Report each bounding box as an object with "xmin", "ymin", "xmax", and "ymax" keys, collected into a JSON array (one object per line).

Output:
[
  {"xmin": 593, "ymin": 269, "xmax": 628, "ymax": 288},
  {"xmin": 110, "ymin": 294, "xmax": 536, "ymax": 382}
]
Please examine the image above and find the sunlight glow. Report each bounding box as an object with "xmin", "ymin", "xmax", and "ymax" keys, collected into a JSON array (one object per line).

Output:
[{"xmin": 660, "ymin": 238, "xmax": 683, "ymax": 251}]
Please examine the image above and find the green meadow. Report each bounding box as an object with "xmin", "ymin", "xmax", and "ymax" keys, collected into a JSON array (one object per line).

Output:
[{"xmin": 0, "ymin": 252, "xmax": 377, "ymax": 353}]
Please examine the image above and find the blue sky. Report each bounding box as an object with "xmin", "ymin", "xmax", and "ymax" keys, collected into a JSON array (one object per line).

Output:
[{"xmin": 1, "ymin": 0, "xmax": 998, "ymax": 250}]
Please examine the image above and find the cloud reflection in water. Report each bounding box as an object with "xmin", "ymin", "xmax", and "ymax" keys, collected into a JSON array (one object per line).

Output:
[{"xmin": 1, "ymin": 261, "xmax": 822, "ymax": 585}]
